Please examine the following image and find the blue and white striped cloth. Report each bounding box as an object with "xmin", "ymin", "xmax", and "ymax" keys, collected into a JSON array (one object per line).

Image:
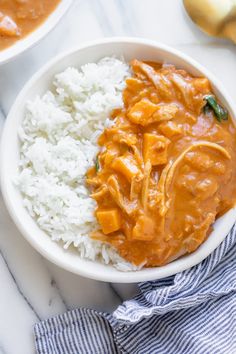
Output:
[{"xmin": 35, "ymin": 224, "xmax": 236, "ymax": 354}]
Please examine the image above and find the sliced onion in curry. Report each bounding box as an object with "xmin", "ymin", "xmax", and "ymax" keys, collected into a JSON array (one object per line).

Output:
[{"xmin": 165, "ymin": 141, "xmax": 231, "ymax": 197}]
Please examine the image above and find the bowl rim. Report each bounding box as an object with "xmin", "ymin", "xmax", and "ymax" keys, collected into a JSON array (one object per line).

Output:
[
  {"xmin": 1, "ymin": 37, "xmax": 236, "ymax": 283},
  {"xmin": 0, "ymin": 0, "xmax": 73, "ymax": 65}
]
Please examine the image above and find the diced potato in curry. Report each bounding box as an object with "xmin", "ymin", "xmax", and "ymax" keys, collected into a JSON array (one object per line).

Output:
[
  {"xmin": 112, "ymin": 152, "xmax": 141, "ymax": 182},
  {"xmin": 132, "ymin": 215, "xmax": 156, "ymax": 241},
  {"xmin": 128, "ymin": 99, "xmax": 158, "ymax": 125},
  {"xmin": 96, "ymin": 209, "xmax": 121, "ymax": 235},
  {"xmin": 158, "ymin": 121, "xmax": 182, "ymax": 138},
  {"xmin": 87, "ymin": 59, "xmax": 236, "ymax": 268},
  {"xmin": 128, "ymin": 99, "xmax": 178, "ymax": 126},
  {"xmin": 143, "ymin": 133, "xmax": 170, "ymax": 165}
]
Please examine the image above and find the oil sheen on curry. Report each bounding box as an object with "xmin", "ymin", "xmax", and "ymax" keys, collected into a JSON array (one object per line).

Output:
[
  {"xmin": 0, "ymin": 0, "xmax": 60, "ymax": 50},
  {"xmin": 87, "ymin": 59, "xmax": 236, "ymax": 267}
]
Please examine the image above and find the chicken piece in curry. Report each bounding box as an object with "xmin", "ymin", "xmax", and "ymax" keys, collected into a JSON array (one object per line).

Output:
[
  {"xmin": 0, "ymin": 0, "xmax": 60, "ymax": 50},
  {"xmin": 87, "ymin": 60, "xmax": 236, "ymax": 267}
]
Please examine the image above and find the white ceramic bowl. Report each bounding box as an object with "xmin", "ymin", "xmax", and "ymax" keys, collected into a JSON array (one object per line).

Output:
[
  {"xmin": 1, "ymin": 38, "xmax": 236, "ymax": 283},
  {"xmin": 0, "ymin": 0, "xmax": 73, "ymax": 65}
]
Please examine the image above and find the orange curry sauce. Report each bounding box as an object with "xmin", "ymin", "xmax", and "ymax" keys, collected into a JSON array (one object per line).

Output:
[
  {"xmin": 0, "ymin": 0, "xmax": 61, "ymax": 50},
  {"xmin": 87, "ymin": 60, "xmax": 236, "ymax": 267}
]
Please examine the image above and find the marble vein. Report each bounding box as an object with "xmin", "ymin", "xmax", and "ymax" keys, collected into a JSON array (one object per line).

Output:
[
  {"xmin": 0, "ymin": 106, "xmax": 6, "ymax": 119},
  {"xmin": 108, "ymin": 283, "xmax": 124, "ymax": 303},
  {"xmin": 0, "ymin": 249, "xmax": 41, "ymax": 321},
  {"xmin": 0, "ymin": 344, "xmax": 7, "ymax": 354},
  {"xmin": 0, "ymin": 107, "xmax": 6, "ymax": 136},
  {"xmin": 89, "ymin": 0, "xmax": 115, "ymax": 36},
  {"xmin": 116, "ymin": 0, "xmax": 137, "ymax": 36},
  {"xmin": 50, "ymin": 278, "xmax": 69, "ymax": 310}
]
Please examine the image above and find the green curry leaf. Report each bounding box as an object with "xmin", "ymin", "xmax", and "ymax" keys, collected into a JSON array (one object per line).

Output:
[
  {"xmin": 204, "ymin": 95, "xmax": 228, "ymax": 122},
  {"xmin": 95, "ymin": 157, "xmax": 100, "ymax": 172}
]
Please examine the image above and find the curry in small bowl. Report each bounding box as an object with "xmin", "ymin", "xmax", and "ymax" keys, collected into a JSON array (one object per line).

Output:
[
  {"xmin": 0, "ymin": 0, "xmax": 61, "ymax": 51},
  {"xmin": 88, "ymin": 60, "xmax": 236, "ymax": 267}
]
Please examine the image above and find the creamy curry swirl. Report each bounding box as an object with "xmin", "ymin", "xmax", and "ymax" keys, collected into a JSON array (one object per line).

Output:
[{"xmin": 87, "ymin": 60, "xmax": 236, "ymax": 267}]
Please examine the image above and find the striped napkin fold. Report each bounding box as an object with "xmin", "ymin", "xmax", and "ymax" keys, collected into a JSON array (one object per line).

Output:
[{"xmin": 35, "ymin": 224, "xmax": 236, "ymax": 354}]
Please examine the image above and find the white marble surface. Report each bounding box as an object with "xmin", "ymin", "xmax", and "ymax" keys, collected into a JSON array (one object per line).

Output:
[{"xmin": 1, "ymin": 0, "xmax": 236, "ymax": 353}]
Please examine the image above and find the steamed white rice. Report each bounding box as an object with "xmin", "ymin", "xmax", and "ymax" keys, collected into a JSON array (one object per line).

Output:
[{"xmin": 16, "ymin": 57, "xmax": 141, "ymax": 271}]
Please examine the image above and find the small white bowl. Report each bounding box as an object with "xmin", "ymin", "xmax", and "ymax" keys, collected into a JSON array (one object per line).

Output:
[
  {"xmin": 0, "ymin": 0, "xmax": 73, "ymax": 65},
  {"xmin": 1, "ymin": 38, "xmax": 236, "ymax": 283}
]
